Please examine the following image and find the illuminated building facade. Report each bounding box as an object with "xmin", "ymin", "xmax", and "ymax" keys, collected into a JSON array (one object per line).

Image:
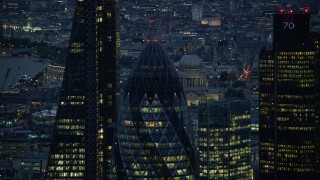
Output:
[
  {"xmin": 198, "ymin": 100, "xmax": 252, "ymax": 179},
  {"xmin": 114, "ymin": 42, "xmax": 197, "ymax": 179},
  {"xmin": 45, "ymin": 0, "xmax": 117, "ymax": 179},
  {"xmin": 259, "ymin": 10, "xmax": 320, "ymax": 179},
  {"xmin": 177, "ymin": 55, "xmax": 207, "ymax": 106},
  {"xmin": 177, "ymin": 55, "xmax": 221, "ymax": 107},
  {"xmin": 44, "ymin": 64, "xmax": 65, "ymax": 85},
  {"xmin": 178, "ymin": 55, "xmax": 207, "ymax": 92}
]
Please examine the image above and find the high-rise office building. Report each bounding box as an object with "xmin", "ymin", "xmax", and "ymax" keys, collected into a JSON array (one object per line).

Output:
[
  {"xmin": 45, "ymin": 0, "xmax": 117, "ymax": 179},
  {"xmin": 259, "ymin": 10, "xmax": 320, "ymax": 179},
  {"xmin": 198, "ymin": 100, "xmax": 252, "ymax": 179},
  {"xmin": 114, "ymin": 42, "xmax": 197, "ymax": 179}
]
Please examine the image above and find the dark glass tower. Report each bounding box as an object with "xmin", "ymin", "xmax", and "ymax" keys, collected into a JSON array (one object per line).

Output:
[
  {"xmin": 114, "ymin": 42, "xmax": 197, "ymax": 179},
  {"xmin": 259, "ymin": 11, "xmax": 320, "ymax": 179},
  {"xmin": 45, "ymin": 0, "xmax": 117, "ymax": 179},
  {"xmin": 198, "ymin": 100, "xmax": 252, "ymax": 179}
]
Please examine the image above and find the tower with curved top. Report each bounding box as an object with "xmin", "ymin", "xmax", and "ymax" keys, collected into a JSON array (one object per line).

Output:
[{"xmin": 114, "ymin": 42, "xmax": 197, "ymax": 179}]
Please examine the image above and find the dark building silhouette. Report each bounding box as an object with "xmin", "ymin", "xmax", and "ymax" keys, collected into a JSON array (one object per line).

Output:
[
  {"xmin": 259, "ymin": 10, "xmax": 320, "ymax": 179},
  {"xmin": 45, "ymin": 0, "xmax": 117, "ymax": 179},
  {"xmin": 114, "ymin": 42, "xmax": 197, "ymax": 179}
]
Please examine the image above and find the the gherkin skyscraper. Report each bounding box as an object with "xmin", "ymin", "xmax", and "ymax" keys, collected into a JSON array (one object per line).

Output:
[
  {"xmin": 45, "ymin": 0, "xmax": 117, "ymax": 179},
  {"xmin": 114, "ymin": 42, "xmax": 197, "ymax": 179}
]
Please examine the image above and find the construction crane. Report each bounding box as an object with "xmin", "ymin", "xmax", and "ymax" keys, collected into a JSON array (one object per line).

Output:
[
  {"xmin": 0, "ymin": 93, "xmax": 5, "ymax": 108},
  {"xmin": 0, "ymin": 92, "xmax": 8, "ymax": 126},
  {"xmin": 0, "ymin": 68, "xmax": 11, "ymax": 126},
  {"xmin": 1, "ymin": 68, "xmax": 11, "ymax": 91},
  {"xmin": 10, "ymin": 66, "xmax": 20, "ymax": 86}
]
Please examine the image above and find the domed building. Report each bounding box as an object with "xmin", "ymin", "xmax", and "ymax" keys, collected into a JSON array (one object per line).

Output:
[
  {"xmin": 178, "ymin": 55, "xmax": 207, "ymax": 92},
  {"xmin": 177, "ymin": 55, "xmax": 222, "ymax": 106},
  {"xmin": 114, "ymin": 42, "xmax": 197, "ymax": 179},
  {"xmin": 177, "ymin": 55, "xmax": 222, "ymax": 140}
]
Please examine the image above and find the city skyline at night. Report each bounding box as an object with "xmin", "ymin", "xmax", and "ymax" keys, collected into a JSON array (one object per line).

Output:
[{"xmin": 0, "ymin": 0, "xmax": 320, "ymax": 180}]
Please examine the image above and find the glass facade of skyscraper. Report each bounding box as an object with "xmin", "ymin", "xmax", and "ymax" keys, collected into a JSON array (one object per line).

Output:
[
  {"xmin": 45, "ymin": 0, "xmax": 117, "ymax": 179},
  {"xmin": 198, "ymin": 100, "xmax": 252, "ymax": 179},
  {"xmin": 114, "ymin": 42, "xmax": 197, "ymax": 179},
  {"xmin": 259, "ymin": 12, "xmax": 320, "ymax": 179}
]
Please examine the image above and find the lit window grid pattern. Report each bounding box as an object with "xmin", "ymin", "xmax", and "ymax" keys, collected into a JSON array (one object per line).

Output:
[
  {"xmin": 259, "ymin": 49, "xmax": 319, "ymax": 178},
  {"xmin": 198, "ymin": 101, "xmax": 252, "ymax": 180},
  {"xmin": 96, "ymin": 0, "xmax": 118, "ymax": 178},
  {"xmin": 116, "ymin": 92, "xmax": 194, "ymax": 179},
  {"xmin": 45, "ymin": 1, "xmax": 87, "ymax": 176},
  {"xmin": 46, "ymin": 0, "xmax": 117, "ymax": 179},
  {"xmin": 114, "ymin": 42, "xmax": 196, "ymax": 179},
  {"xmin": 21, "ymin": 160, "xmax": 42, "ymax": 172}
]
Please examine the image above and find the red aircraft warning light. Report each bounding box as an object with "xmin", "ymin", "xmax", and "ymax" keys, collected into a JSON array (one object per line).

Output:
[
  {"xmin": 146, "ymin": 39, "xmax": 159, "ymax": 43},
  {"xmin": 279, "ymin": 8, "xmax": 309, "ymax": 14}
]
